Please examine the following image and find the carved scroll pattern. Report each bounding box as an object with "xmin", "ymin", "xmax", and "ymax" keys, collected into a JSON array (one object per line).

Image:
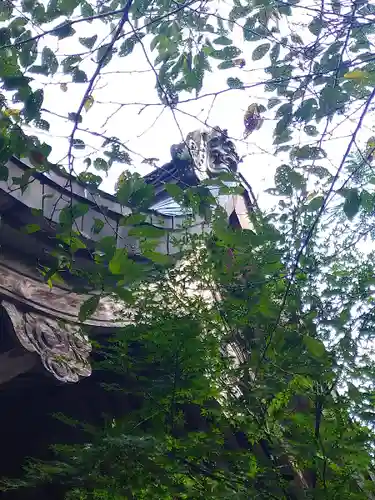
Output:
[
  {"xmin": 2, "ymin": 301, "xmax": 91, "ymax": 383},
  {"xmin": 206, "ymin": 128, "xmax": 239, "ymax": 176},
  {"xmin": 171, "ymin": 128, "xmax": 240, "ymax": 181},
  {"xmin": 185, "ymin": 130, "xmax": 208, "ymax": 180}
]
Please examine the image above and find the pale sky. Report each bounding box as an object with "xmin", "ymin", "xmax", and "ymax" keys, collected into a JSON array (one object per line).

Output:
[{"xmin": 13, "ymin": 0, "xmax": 375, "ymax": 212}]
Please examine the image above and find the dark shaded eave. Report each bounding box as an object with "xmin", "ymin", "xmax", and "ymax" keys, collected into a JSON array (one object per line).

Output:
[
  {"xmin": 143, "ymin": 161, "xmax": 257, "ymax": 215},
  {"xmin": 142, "ymin": 159, "xmax": 198, "ymax": 190}
]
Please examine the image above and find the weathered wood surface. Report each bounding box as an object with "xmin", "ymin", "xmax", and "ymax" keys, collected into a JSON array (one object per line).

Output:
[
  {"xmin": 0, "ymin": 260, "xmax": 128, "ymax": 327},
  {"xmin": 0, "ymin": 254, "xmax": 133, "ymax": 383},
  {"xmin": 1, "ymin": 301, "xmax": 92, "ymax": 383}
]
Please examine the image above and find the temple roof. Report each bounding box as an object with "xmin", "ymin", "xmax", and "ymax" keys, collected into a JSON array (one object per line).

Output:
[
  {"xmin": 0, "ymin": 128, "xmax": 255, "ymax": 383},
  {"xmin": 143, "ymin": 158, "xmax": 196, "ymax": 188}
]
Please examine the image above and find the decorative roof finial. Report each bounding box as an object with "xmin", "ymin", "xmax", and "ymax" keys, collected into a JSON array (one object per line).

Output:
[{"xmin": 170, "ymin": 127, "xmax": 239, "ymax": 181}]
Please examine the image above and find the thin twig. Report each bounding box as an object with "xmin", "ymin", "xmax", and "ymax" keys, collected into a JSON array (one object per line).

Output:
[
  {"xmin": 0, "ymin": 6, "xmax": 131, "ymax": 50},
  {"xmin": 67, "ymin": 0, "xmax": 135, "ymax": 176},
  {"xmin": 258, "ymin": 86, "xmax": 375, "ymax": 367}
]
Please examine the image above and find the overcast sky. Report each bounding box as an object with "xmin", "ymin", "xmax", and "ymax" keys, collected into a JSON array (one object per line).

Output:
[{"xmin": 20, "ymin": 1, "xmax": 375, "ymax": 211}]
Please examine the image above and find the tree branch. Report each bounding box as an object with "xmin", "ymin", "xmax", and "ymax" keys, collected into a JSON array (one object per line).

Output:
[
  {"xmin": 258, "ymin": 85, "xmax": 375, "ymax": 368},
  {"xmin": 67, "ymin": 0, "xmax": 135, "ymax": 175}
]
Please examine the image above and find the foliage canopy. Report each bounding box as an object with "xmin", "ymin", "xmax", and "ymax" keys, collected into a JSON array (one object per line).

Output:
[{"xmin": 2, "ymin": 0, "xmax": 375, "ymax": 498}]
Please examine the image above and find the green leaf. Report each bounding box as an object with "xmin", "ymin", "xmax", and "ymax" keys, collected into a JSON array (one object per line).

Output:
[
  {"xmin": 59, "ymin": 203, "xmax": 89, "ymax": 227},
  {"xmin": 42, "ymin": 47, "xmax": 58, "ymax": 75},
  {"xmin": 291, "ymin": 33, "xmax": 303, "ymax": 44},
  {"xmin": 274, "ymin": 164, "xmax": 306, "ymax": 193},
  {"xmin": 80, "ymin": 0, "xmax": 94, "ymax": 17},
  {"xmin": 25, "ymin": 223, "xmax": 41, "ymax": 234},
  {"xmin": 109, "ymin": 249, "xmax": 131, "ymax": 275},
  {"xmin": 97, "ymin": 43, "xmax": 114, "ymax": 67},
  {"xmin": 308, "ymin": 17, "xmax": 324, "ymax": 36},
  {"xmin": 79, "ymin": 295, "xmax": 100, "ymax": 322},
  {"xmin": 28, "ymin": 65, "xmax": 49, "ymax": 76},
  {"xmin": 128, "ymin": 225, "xmax": 165, "ymax": 239},
  {"xmin": 275, "ymin": 145, "xmax": 291, "ymax": 154},
  {"xmin": 117, "ymin": 175, "xmax": 154, "ymax": 210},
  {"xmin": 331, "ymin": 0, "xmax": 341, "ymax": 13},
  {"xmin": 273, "ymin": 127, "xmax": 292, "ymax": 145},
  {"xmin": 68, "ymin": 112, "xmax": 82, "ymax": 123},
  {"xmin": 94, "ymin": 158, "xmax": 109, "ymax": 171},
  {"xmin": 104, "ymin": 146, "xmax": 131, "ymax": 165},
  {"xmin": 78, "ymin": 172, "xmax": 102, "ymax": 187},
  {"xmin": 210, "ymin": 46, "xmax": 242, "ymax": 60},
  {"xmin": 307, "ymin": 196, "xmax": 324, "ymax": 212},
  {"xmin": 35, "ymin": 119, "xmax": 50, "ymax": 131},
  {"xmin": 318, "ymin": 86, "xmax": 348, "ymax": 118},
  {"xmin": 276, "ymin": 103, "xmax": 293, "ymax": 119},
  {"xmin": 25, "ymin": 0, "xmax": 41, "ymax": 16},
  {"xmin": 12, "ymin": 173, "xmax": 33, "ymax": 194},
  {"xmin": 343, "ymin": 188, "xmax": 361, "ymax": 220},
  {"xmin": 165, "ymin": 183, "xmax": 184, "ymax": 200},
  {"xmin": 227, "ymin": 77, "xmax": 244, "ymax": 89},
  {"xmin": 114, "ymin": 287, "xmax": 135, "ymax": 304},
  {"xmin": 62, "ymin": 55, "xmax": 82, "ymax": 73},
  {"xmin": 72, "ymin": 139, "xmax": 85, "ymax": 149},
  {"xmin": 79, "ymin": 35, "xmax": 97, "ymax": 49},
  {"xmin": 92, "ymin": 218, "xmax": 105, "ymax": 235},
  {"xmin": 83, "ymin": 96, "xmax": 94, "ymax": 112},
  {"xmin": 96, "ymin": 236, "xmax": 116, "ymax": 260},
  {"xmin": 213, "ymin": 36, "xmax": 232, "ymax": 46},
  {"xmin": 306, "ymin": 166, "xmax": 331, "ymax": 179},
  {"xmin": 304, "ymin": 125, "xmax": 319, "ymax": 136},
  {"xmin": 278, "ymin": 2, "xmax": 292, "ymax": 15},
  {"xmin": 2, "ymin": 76, "xmax": 32, "ymax": 91},
  {"xmin": 24, "ymin": 89, "xmax": 44, "ymax": 122},
  {"xmin": 9, "ymin": 18, "xmax": 27, "ymax": 37},
  {"xmin": 0, "ymin": 27, "xmax": 11, "ymax": 46},
  {"xmin": 119, "ymin": 33, "xmax": 145, "ymax": 58},
  {"xmin": 268, "ymin": 97, "xmax": 281, "ymax": 109},
  {"xmin": 252, "ymin": 43, "xmax": 270, "ymax": 61},
  {"xmin": 303, "ymin": 335, "xmax": 326, "ymax": 357},
  {"xmin": 347, "ymin": 382, "xmax": 361, "ymax": 401},
  {"xmin": 143, "ymin": 250, "xmax": 169, "ymax": 265},
  {"xmin": 150, "ymin": 35, "xmax": 159, "ymax": 52},
  {"xmin": 57, "ymin": 0, "xmax": 79, "ymax": 15},
  {"xmin": 360, "ymin": 190, "xmax": 374, "ymax": 213},
  {"xmin": 119, "ymin": 38, "xmax": 136, "ymax": 57},
  {"xmin": 0, "ymin": 165, "xmax": 8, "ymax": 181},
  {"xmin": 270, "ymin": 44, "xmax": 280, "ymax": 63},
  {"xmin": 291, "ymin": 145, "xmax": 326, "ymax": 160},
  {"xmin": 32, "ymin": 4, "xmax": 47, "ymax": 23},
  {"xmin": 52, "ymin": 22, "xmax": 75, "ymax": 39},
  {"xmin": 217, "ymin": 60, "xmax": 235, "ymax": 70},
  {"xmin": 40, "ymin": 142, "xmax": 52, "ymax": 159},
  {"xmin": 0, "ymin": 3, "xmax": 12, "ymax": 22},
  {"xmin": 119, "ymin": 213, "xmax": 147, "ymax": 226},
  {"xmin": 243, "ymin": 17, "xmax": 264, "ymax": 41},
  {"xmin": 294, "ymin": 98, "xmax": 317, "ymax": 122},
  {"xmin": 344, "ymin": 69, "xmax": 370, "ymax": 81},
  {"xmin": 72, "ymin": 68, "xmax": 87, "ymax": 83}
]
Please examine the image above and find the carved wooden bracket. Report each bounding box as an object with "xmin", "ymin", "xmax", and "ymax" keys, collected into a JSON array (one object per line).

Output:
[
  {"xmin": 2, "ymin": 300, "xmax": 92, "ymax": 383},
  {"xmin": 0, "ymin": 259, "xmax": 131, "ymax": 383}
]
